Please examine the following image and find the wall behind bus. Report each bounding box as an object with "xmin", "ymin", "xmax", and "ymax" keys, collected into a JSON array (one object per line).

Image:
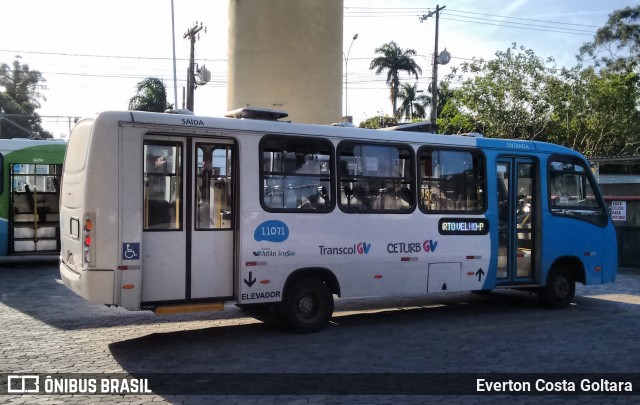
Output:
[
  {"xmin": 599, "ymin": 182, "xmax": 640, "ymax": 268},
  {"xmin": 227, "ymin": 0, "xmax": 343, "ymax": 125}
]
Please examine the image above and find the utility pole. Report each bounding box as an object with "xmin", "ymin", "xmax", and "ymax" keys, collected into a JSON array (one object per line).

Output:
[
  {"xmin": 184, "ymin": 22, "xmax": 205, "ymax": 112},
  {"xmin": 343, "ymin": 33, "xmax": 358, "ymax": 120},
  {"xmin": 170, "ymin": 0, "xmax": 178, "ymax": 110},
  {"xmin": 420, "ymin": 5, "xmax": 446, "ymax": 132}
]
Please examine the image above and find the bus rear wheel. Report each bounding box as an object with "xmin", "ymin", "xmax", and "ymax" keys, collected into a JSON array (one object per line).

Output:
[
  {"xmin": 284, "ymin": 279, "xmax": 334, "ymax": 333},
  {"xmin": 539, "ymin": 268, "xmax": 575, "ymax": 309}
]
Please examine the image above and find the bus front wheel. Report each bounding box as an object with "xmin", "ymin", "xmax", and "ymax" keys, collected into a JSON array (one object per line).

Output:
[
  {"xmin": 284, "ymin": 279, "xmax": 334, "ymax": 333},
  {"xmin": 539, "ymin": 268, "xmax": 575, "ymax": 309}
]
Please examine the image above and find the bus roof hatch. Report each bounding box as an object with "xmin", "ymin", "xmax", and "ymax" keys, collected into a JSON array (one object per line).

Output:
[{"xmin": 225, "ymin": 107, "xmax": 289, "ymax": 121}]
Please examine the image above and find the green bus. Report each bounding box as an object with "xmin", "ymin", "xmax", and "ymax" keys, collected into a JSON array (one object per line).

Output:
[{"xmin": 0, "ymin": 139, "xmax": 66, "ymax": 256}]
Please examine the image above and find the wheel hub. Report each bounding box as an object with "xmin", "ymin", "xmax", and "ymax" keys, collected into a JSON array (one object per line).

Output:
[
  {"xmin": 554, "ymin": 278, "xmax": 568, "ymax": 297},
  {"xmin": 298, "ymin": 296, "xmax": 315, "ymax": 315}
]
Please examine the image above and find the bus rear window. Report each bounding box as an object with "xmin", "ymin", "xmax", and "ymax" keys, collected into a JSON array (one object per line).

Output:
[{"xmin": 64, "ymin": 121, "xmax": 92, "ymax": 174}]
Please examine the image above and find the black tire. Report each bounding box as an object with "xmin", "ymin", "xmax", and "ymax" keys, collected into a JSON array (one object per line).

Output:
[
  {"xmin": 538, "ymin": 268, "xmax": 575, "ymax": 309},
  {"xmin": 283, "ymin": 279, "xmax": 334, "ymax": 333}
]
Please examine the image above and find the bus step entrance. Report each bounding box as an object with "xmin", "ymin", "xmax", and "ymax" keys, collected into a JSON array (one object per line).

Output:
[{"xmin": 153, "ymin": 302, "xmax": 225, "ymax": 315}]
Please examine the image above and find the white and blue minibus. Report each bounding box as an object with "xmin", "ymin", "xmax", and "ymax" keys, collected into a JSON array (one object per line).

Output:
[{"xmin": 59, "ymin": 109, "xmax": 617, "ymax": 332}]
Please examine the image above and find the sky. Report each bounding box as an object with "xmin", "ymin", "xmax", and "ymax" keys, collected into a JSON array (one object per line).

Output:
[{"xmin": 0, "ymin": 0, "xmax": 636, "ymax": 138}]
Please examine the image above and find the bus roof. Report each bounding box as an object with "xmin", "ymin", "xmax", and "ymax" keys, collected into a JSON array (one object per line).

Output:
[{"xmin": 87, "ymin": 110, "xmax": 582, "ymax": 159}]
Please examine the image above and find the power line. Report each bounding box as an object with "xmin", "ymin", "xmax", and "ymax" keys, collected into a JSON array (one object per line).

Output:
[
  {"xmin": 0, "ymin": 49, "xmax": 226, "ymax": 63},
  {"xmin": 345, "ymin": 6, "xmax": 599, "ymax": 28},
  {"xmin": 440, "ymin": 15, "xmax": 595, "ymax": 36},
  {"xmin": 344, "ymin": 6, "xmax": 598, "ymax": 36},
  {"xmin": 445, "ymin": 9, "xmax": 599, "ymax": 28}
]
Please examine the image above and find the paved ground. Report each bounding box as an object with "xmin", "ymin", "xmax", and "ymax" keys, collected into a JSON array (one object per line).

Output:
[{"xmin": 0, "ymin": 263, "xmax": 639, "ymax": 404}]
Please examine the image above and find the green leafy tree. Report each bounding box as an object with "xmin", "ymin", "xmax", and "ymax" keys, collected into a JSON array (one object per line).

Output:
[
  {"xmin": 397, "ymin": 83, "xmax": 430, "ymax": 120},
  {"xmin": 0, "ymin": 56, "xmax": 51, "ymax": 138},
  {"xmin": 436, "ymin": 84, "xmax": 476, "ymax": 134},
  {"xmin": 446, "ymin": 44, "xmax": 554, "ymax": 140},
  {"xmin": 358, "ymin": 115, "xmax": 398, "ymax": 129},
  {"xmin": 578, "ymin": 5, "xmax": 640, "ymax": 72},
  {"xmin": 546, "ymin": 66, "xmax": 640, "ymax": 157},
  {"xmin": 128, "ymin": 77, "xmax": 172, "ymax": 112},
  {"xmin": 369, "ymin": 42, "xmax": 422, "ymax": 116}
]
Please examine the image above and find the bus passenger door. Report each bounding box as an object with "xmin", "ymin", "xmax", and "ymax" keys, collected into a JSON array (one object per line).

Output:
[
  {"xmin": 190, "ymin": 140, "xmax": 234, "ymax": 299},
  {"xmin": 141, "ymin": 137, "xmax": 235, "ymax": 304},
  {"xmin": 496, "ymin": 158, "xmax": 536, "ymax": 285},
  {"xmin": 141, "ymin": 138, "xmax": 187, "ymax": 302}
]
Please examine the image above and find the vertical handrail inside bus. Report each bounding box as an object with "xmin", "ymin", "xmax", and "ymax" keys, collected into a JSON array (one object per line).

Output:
[
  {"xmin": 33, "ymin": 185, "xmax": 38, "ymax": 246},
  {"xmin": 144, "ymin": 180, "xmax": 149, "ymax": 228}
]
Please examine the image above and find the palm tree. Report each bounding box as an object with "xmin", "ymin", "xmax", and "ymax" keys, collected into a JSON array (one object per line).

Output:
[
  {"xmin": 369, "ymin": 41, "xmax": 422, "ymax": 116},
  {"xmin": 434, "ymin": 81, "xmax": 454, "ymax": 118},
  {"xmin": 397, "ymin": 83, "xmax": 431, "ymax": 121},
  {"xmin": 128, "ymin": 77, "xmax": 172, "ymax": 112}
]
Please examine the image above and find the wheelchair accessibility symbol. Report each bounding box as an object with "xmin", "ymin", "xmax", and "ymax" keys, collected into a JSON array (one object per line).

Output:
[{"xmin": 122, "ymin": 243, "xmax": 140, "ymax": 260}]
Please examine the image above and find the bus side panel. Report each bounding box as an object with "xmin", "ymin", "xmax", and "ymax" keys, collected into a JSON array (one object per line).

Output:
[
  {"xmin": 236, "ymin": 135, "xmax": 492, "ymax": 304},
  {"xmin": 239, "ymin": 211, "xmax": 492, "ymax": 302},
  {"xmin": 540, "ymin": 215, "xmax": 610, "ymax": 285},
  {"xmin": 86, "ymin": 116, "xmax": 122, "ymax": 277},
  {"xmin": 118, "ymin": 125, "xmax": 145, "ymax": 310},
  {"xmin": 602, "ymin": 222, "xmax": 618, "ymax": 284}
]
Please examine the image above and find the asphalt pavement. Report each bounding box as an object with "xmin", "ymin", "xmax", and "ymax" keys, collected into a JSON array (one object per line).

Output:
[{"xmin": 1, "ymin": 259, "xmax": 639, "ymax": 404}]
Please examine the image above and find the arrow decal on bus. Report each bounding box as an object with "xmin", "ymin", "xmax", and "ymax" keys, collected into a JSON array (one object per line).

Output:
[
  {"xmin": 244, "ymin": 272, "xmax": 257, "ymax": 287},
  {"xmin": 476, "ymin": 268, "xmax": 485, "ymax": 282}
]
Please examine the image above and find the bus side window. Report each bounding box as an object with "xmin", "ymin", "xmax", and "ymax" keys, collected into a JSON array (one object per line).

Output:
[
  {"xmin": 418, "ymin": 147, "xmax": 485, "ymax": 213},
  {"xmin": 337, "ymin": 142, "xmax": 414, "ymax": 213},
  {"xmin": 260, "ymin": 136, "xmax": 334, "ymax": 213}
]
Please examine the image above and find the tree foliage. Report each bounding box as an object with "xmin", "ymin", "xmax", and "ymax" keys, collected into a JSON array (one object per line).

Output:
[
  {"xmin": 545, "ymin": 67, "xmax": 640, "ymax": 156},
  {"xmin": 128, "ymin": 77, "xmax": 172, "ymax": 112},
  {"xmin": 439, "ymin": 41, "xmax": 640, "ymax": 157},
  {"xmin": 446, "ymin": 44, "xmax": 554, "ymax": 140},
  {"xmin": 369, "ymin": 42, "xmax": 422, "ymax": 116},
  {"xmin": 358, "ymin": 115, "xmax": 398, "ymax": 129},
  {"xmin": 436, "ymin": 85, "xmax": 476, "ymax": 135},
  {"xmin": 0, "ymin": 56, "xmax": 52, "ymax": 138},
  {"xmin": 579, "ymin": 5, "xmax": 640, "ymax": 72}
]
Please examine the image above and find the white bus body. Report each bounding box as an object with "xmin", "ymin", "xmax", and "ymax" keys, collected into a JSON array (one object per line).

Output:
[{"xmin": 60, "ymin": 111, "xmax": 617, "ymax": 332}]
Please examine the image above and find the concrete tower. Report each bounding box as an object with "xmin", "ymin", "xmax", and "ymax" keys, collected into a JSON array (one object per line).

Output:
[{"xmin": 228, "ymin": 0, "xmax": 343, "ymax": 124}]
